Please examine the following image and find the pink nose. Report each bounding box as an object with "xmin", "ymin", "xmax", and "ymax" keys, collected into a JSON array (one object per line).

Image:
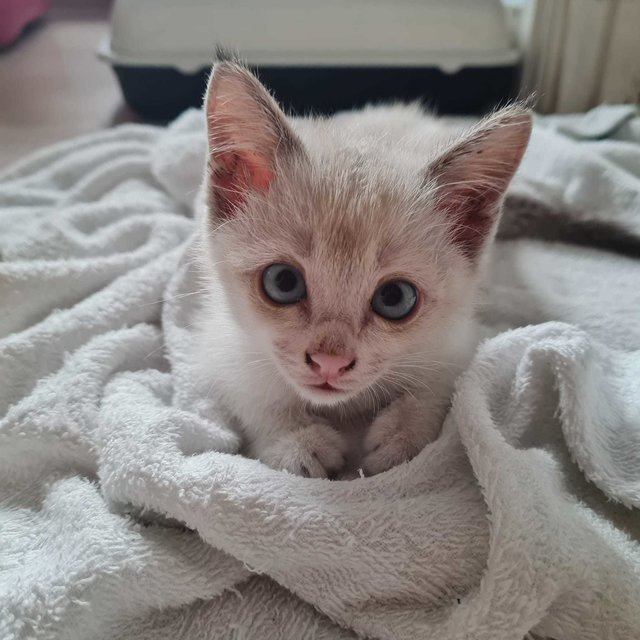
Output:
[{"xmin": 306, "ymin": 352, "xmax": 356, "ymax": 381}]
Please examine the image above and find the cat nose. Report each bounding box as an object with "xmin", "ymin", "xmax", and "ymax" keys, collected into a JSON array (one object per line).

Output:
[{"xmin": 306, "ymin": 352, "xmax": 356, "ymax": 381}]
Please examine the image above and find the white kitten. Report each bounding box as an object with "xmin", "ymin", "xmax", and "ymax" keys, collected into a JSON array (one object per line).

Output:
[{"xmin": 195, "ymin": 61, "xmax": 531, "ymax": 478}]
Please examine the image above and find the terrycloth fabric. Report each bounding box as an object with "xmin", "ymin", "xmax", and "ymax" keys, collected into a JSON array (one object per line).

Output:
[{"xmin": 1, "ymin": 106, "xmax": 639, "ymax": 640}]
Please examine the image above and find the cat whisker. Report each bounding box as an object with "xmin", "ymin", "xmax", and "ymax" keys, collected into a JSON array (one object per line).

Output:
[
  {"xmin": 382, "ymin": 371, "xmax": 437, "ymax": 399},
  {"xmin": 394, "ymin": 362, "xmax": 460, "ymax": 376},
  {"xmin": 244, "ymin": 358, "xmax": 271, "ymax": 367},
  {"xmin": 368, "ymin": 383, "xmax": 383, "ymax": 415},
  {"xmin": 135, "ymin": 288, "xmax": 212, "ymax": 310}
]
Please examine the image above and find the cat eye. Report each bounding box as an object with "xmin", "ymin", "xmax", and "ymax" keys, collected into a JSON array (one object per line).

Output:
[
  {"xmin": 262, "ymin": 263, "xmax": 307, "ymax": 305},
  {"xmin": 371, "ymin": 280, "xmax": 418, "ymax": 321}
]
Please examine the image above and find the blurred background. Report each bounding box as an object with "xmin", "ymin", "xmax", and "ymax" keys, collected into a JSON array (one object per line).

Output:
[{"xmin": 0, "ymin": 0, "xmax": 639, "ymax": 169}]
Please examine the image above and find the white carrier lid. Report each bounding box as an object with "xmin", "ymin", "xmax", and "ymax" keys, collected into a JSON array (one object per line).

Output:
[{"xmin": 104, "ymin": 0, "xmax": 519, "ymax": 74}]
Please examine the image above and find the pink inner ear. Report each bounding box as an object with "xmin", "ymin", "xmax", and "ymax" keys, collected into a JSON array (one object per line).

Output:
[
  {"xmin": 213, "ymin": 150, "xmax": 274, "ymax": 217},
  {"xmin": 431, "ymin": 114, "xmax": 531, "ymax": 260},
  {"xmin": 437, "ymin": 177, "xmax": 499, "ymax": 259},
  {"xmin": 245, "ymin": 152, "xmax": 274, "ymax": 191}
]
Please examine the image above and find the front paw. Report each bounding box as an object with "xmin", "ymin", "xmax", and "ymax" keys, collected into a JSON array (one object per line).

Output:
[
  {"xmin": 362, "ymin": 396, "xmax": 441, "ymax": 476},
  {"xmin": 261, "ymin": 423, "xmax": 348, "ymax": 478}
]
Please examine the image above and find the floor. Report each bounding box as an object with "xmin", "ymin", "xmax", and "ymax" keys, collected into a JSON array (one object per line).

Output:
[{"xmin": 0, "ymin": 0, "xmax": 135, "ymax": 170}]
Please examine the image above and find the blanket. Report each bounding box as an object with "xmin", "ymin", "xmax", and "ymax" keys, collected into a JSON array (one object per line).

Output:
[{"xmin": 1, "ymin": 105, "xmax": 639, "ymax": 640}]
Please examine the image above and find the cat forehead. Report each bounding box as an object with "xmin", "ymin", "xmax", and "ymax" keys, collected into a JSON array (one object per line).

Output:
[
  {"xmin": 291, "ymin": 112, "xmax": 454, "ymax": 170},
  {"xmin": 276, "ymin": 147, "xmax": 423, "ymax": 219},
  {"xmin": 267, "ymin": 176, "xmax": 418, "ymax": 264},
  {"xmin": 280, "ymin": 206, "xmax": 438, "ymax": 290},
  {"xmin": 239, "ymin": 155, "xmax": 442, "ymax": 275}
]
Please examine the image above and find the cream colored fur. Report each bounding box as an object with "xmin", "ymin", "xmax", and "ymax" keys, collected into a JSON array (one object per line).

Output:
[{"xmin": 196, "ymin": 62, "xmax": 531, "ymax": 477}]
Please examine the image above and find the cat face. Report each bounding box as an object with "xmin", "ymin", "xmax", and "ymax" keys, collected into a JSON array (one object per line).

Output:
[
  {"xmin": 201, "ymin": 62, "xmax": 531, "ymax": 406},
  {"xmin": 208, "ymin": 162, "xmax": 473, "ymax": 405}
]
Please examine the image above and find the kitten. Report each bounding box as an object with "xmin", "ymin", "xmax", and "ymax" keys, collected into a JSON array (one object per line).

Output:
[{"xmin": 196, "ymin": 61, "xmax": 531, "ymax": 478}]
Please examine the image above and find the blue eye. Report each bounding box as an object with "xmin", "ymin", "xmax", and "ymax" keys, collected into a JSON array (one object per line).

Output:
[
  {"xmin": 262, "ymin": 263, "xmax": 306, "ymax": 304},
  {"xmin": 372, "ymin": 280, "xmax": 418, "ymax": 320}
]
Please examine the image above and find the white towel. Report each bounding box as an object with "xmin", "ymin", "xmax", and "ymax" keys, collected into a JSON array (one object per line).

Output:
[{"xmin": 1, "ymin": 106, "xmax": 639, "ymax": 640}]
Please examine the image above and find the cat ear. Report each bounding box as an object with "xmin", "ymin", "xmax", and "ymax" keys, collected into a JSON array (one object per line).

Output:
[
  {"xmin": 427, "ymin": 106, "xmax": 532, "ymax": 261},
  {"xmin": 205, "ymin": 62, "xmax": 303, "ymax": 219}
]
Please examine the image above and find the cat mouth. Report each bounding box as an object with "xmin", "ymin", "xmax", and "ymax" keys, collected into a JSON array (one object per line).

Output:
[
  {"xmin": 306, "ymin": 382, "xmax": 342, "ymax": 393},
  {"xmin": 299, "ymin": 379, "xmax": 360, "ymax": 404}
]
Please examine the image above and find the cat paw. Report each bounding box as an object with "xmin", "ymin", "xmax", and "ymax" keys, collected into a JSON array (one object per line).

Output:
[
  {"xmin": 362, "ymin": 395, "xmax": 440, "ymax": 476},
  {"xmin": 261, "ymin": 423, "xmax": 349, "ymax": 478}
]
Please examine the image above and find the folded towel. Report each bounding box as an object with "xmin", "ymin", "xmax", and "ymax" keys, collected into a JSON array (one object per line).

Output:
[{"xmin": 1, "ymin": 106, "xmax": 639, "ymax": 640}]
